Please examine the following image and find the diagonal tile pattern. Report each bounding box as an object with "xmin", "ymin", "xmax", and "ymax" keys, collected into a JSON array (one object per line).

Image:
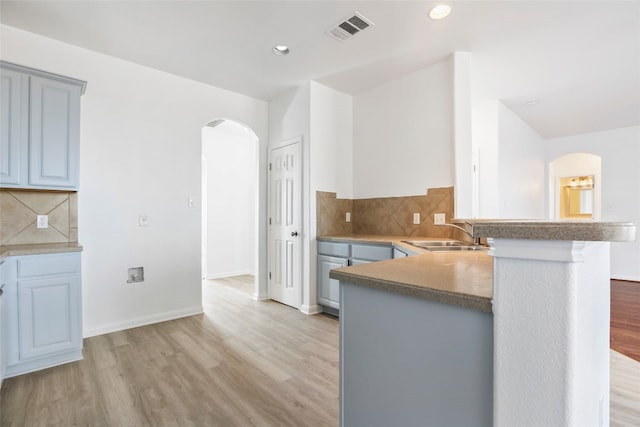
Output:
[
  {"xmin": 317, "ymin": 187, "xmax": 458, "ymax": 239},
  {"xmin": 0, "ymin": 189, "xmax": 78, "ymax": 245}
]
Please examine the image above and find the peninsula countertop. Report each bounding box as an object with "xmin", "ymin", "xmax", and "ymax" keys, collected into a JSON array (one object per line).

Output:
[{"xmin": 319, "ymin": 235, "xmax": 493, "ymax": 313}]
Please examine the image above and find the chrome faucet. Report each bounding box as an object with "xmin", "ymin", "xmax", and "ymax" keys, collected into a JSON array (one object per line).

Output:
[{"xmin": 441, "ymin": 223, "xmax": 482, "ymax": 245}]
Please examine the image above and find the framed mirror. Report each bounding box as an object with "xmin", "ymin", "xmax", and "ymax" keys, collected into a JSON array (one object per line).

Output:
[{"xmin": 559, "ymin": 176, "xmax": 594, "ymax": 219}]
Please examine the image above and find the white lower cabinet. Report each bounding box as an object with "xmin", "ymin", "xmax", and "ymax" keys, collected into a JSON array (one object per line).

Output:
[{"xmin": 4, "ymin": 252, "xmax": 83, "ymax": 378}]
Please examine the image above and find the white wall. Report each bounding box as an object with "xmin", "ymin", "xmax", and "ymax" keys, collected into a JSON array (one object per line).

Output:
[
  {"xmin": 202, "ymin": 123, "xmax": 257, "ymax": 279},
  {"xmin": 310, "ymin": 81, "xmax": 354, "ymax": 200},
  {"xmin": 1, "ymin": 25, "xmax": 269, "ymax": 336},
  {"xmin": 497, "ymin": 103, "xmax": 545, "ymax": 218},
  {"xmin": 545, "ymin": 126, "xmax": 640, "ymax": 281},
  {"xmin": 353, "ymin": 58, "xmax": 454, "ymax": 199},
  {"xmin": 472, "ymin": 101, "xmax": 545, "ymax": 219}
]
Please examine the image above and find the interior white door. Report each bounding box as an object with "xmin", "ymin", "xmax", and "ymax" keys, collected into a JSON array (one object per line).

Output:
[{"xmin": 268, "ymin": 141, "xmax": 301, "ymax": 308}]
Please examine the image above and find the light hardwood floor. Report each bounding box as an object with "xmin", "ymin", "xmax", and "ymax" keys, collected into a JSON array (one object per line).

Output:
[
  {"xmin": 1, "ymin": 275, "xmax": 638, "ymax": 426},
  {"xmin": 0, "ymin": 276, "xmax": 339, "ymax": 426}
]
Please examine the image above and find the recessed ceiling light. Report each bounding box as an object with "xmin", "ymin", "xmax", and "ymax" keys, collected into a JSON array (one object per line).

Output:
[
  {"xmin": 429, "ymin": 4, "xmax": 451, "ymax": 20},
  {"xmin": 272, "ymin": 45, "xmax": 290, "ymax": 56}
]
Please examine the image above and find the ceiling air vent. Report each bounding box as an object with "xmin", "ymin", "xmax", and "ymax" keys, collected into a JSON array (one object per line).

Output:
[{"xmin": 327, "ymin": 11, "xmax": 374, "ymax": 42}]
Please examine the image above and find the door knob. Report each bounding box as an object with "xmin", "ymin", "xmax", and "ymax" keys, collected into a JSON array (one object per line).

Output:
[{"xmin": 291, "ymin": 231, "xmax": 298, "ymax": 237}]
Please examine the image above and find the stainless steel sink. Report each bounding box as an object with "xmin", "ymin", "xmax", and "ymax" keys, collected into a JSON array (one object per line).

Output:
[
  {"xmin": 402, "ymin": 240, "xmax": 488, "ymax": 252},
  {"xmin": 424, "ymin": 246, "xmax": 488, "ymax": 252},
  {"xmin": 401, "ymin": 240, "xmax": 468, "ymax": 248}
]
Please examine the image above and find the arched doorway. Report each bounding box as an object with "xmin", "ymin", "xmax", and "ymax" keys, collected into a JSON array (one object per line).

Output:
[{"xmin": 201, "ymin": 119, "xmax": 259, "ymax": 283}]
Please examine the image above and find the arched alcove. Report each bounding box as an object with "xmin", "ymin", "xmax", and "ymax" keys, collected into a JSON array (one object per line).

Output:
[
  {"xmin": 201, "ymin": 118, "xmax": 259, "ymax": 283},
  {"xmin": 548, "ymin": 153, "xmax": 602, "ymax": 220}
]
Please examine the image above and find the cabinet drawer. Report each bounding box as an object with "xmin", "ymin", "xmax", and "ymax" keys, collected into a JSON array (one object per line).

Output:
[
  {"xmin": 17, "ymin": 253, "xmax": 80, "ymax": 279},
  {"xmin": 318, "ymin": 241, "xmax": 350, "ymax": 257},
  {"xmin": 351, "ymin": 244, "xmax": 393, "ymax": 262}
]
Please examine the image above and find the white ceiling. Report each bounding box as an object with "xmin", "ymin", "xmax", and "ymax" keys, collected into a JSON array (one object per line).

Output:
[{"xmin": 1, "ymin": 0, "xmax": 639, "ymax": 138}]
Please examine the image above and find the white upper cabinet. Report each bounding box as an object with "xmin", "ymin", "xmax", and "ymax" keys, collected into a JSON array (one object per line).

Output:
[{"xmin": 0, "ymin": 61, "xmax": 85, "ymax": 190}]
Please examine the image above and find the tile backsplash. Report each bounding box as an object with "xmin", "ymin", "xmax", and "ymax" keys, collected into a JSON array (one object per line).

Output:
[
  {"xmin": 317, "ymin": 187, "xmax": 460, "ymax": 239},
  {"xmin": 0, "ymin": 189, "xmax": 78, "ymax": 245}
]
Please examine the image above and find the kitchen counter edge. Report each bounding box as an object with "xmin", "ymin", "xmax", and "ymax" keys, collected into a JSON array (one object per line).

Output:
[
  {"xmin": 0, "ymin": 243, "xmax": 84, "ymax": 258},
  {"xmin": 318, "ymin": 235, "xmax": 493, "ymax": 313}
]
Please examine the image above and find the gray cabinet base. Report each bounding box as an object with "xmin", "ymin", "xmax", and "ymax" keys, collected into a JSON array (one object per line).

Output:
[{"xmin": 340, "ymin": 281, "xmax": 493, "ymax": 427}]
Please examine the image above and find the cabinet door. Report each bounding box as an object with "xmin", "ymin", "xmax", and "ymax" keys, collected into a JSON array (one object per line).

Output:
[
  {"xmin": 18, "ymin": 274, "xmax": 82, "ymax": 360},
  {"xmin": 0, "ymin": 68, "xmax": 26, "ymax": 185},
  {"xmin": 28, "ymin": 76, "xmax": 81, "ymax": 189},
  {"xmin": 0, "ymin": 260, "xmax": 5, "ymax": 383},
  {"xmin": 318, "ymin": 255, "xmax": 348, "ymax": 309}
]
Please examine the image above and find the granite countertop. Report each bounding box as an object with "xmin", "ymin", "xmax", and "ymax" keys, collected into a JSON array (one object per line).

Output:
[
  {"xmin": 0, "ymin": 242, "xmax": 83, "ymax": 257},
  {"xmin": 330, "ymin": 251, "xmax": 493, "ymax": 312},
  {"xmin": 457, "ymin": 219, "xmax": 637, "ymax": 242},
  {"xmin": 319, "ymin": 234, "xmax": 493, "ymax": 312}
]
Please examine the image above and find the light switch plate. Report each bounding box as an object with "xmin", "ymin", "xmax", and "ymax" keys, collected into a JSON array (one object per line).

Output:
[
  {"xmin": 188, "ymin": 197, "xmax": 196, "ymax": 208},
  {"xmin": 36, "ymin": 215, "xmax": 48, "ymax": 229},
  {"xmin": 139, "ymin": 214, "xmax": 148, "ymax": 227},
  {"xmin": 434, "ymin": 213, "xmax": 445, "ymax": 225},
  {"xmin": 413, "ymin": 213, "xmax": 420, "ymax": 225}
]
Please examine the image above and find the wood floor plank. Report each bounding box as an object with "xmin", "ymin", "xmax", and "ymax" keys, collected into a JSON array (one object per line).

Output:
[
  {"xmin": 0, "ymin": 275, "xmax": 340, "ymax": 426},
  {"xmin": 611, "ymin": 279, "xmax": 640, "ymax": 362},
  {"xmin": 1, "ymin": 275, "xmax": 638, "ymax": 426}
]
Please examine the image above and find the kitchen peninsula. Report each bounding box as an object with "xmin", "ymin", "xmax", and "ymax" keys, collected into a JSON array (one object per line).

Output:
[{"xmin": 329, "ymin": 221, "xmax": 636, "ymax": 427}]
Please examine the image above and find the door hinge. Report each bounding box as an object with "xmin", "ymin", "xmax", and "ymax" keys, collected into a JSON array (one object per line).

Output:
[
  {"xmin": 269, "ymin": 272, "xmax": 272, "ymax": 280},
  {"xmin": 269, "ymin": 217, "xmax": 272, "ymax": 225},
  {"xmin": 269, "ymin": 162, "xmax": 272, "ymax": 171}
]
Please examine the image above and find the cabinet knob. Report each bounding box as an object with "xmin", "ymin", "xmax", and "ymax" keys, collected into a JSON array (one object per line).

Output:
[{"xmin": 291, "ymin": 231, "xmax": 299, "ymax": 237}]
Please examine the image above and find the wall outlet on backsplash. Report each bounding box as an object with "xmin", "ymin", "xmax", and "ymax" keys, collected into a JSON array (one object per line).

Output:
[
  {"xmin": 36, "ymin": 215, "xmax": 48, "ymax": 229},
  {"xmin": 413, "ymin": 213, "xmax": 420, "ymax": 225},
  {"xmin": 346, "ymin": 212, "xmax": 351, "ymax": 222},
  {"xmin": 434, "ymin": 213, "xmax": 445, "ymax": 225}
]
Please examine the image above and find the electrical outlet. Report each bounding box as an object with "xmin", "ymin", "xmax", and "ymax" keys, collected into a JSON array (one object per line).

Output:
[
  {"xmin": 36, "ymin": 215, "xmax": 48, "ymax": 229},
  {"xmin": 346, "ymin": 212, "xmax": 351, "ymax": 222},
  {"xmin": 139, "ymin": 214, "xmax": 148, "ymax": 227},
  {"xmin": 413, "ymin": 213, "xmax": 420, "ymax": 225},
  {"xmin": 434, "ymin": 213, "xmax": 445, "ymax": 225}
]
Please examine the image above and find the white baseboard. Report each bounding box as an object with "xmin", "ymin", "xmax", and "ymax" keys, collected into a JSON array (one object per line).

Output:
[
  {"xmin": 300, "ymin": 304, "xmax": 321, "ymax": 315},
  {"xmin": 612, "ymin": 275, "xmax": 640, "ymax": 282},
  {"xmin": 253, "ymin": 292, "xmax": 269, "ymax": 301},
  {"xmin": 205, "ymin": 270, "xmax": 254, "ymax": 280},
  {"xmin": 83, "ymin": 305, "xmax": 204, "ymax": 338}
]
